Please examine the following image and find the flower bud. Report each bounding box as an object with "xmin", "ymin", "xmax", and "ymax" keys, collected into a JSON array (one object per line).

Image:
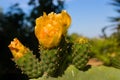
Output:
[
  {"xmin": 77, "ymin": 37, "xmax": 89, "ymax": 44},
  {"xmin": 8, "ymin": 38, "xmax": 29, "ymax": 60}
]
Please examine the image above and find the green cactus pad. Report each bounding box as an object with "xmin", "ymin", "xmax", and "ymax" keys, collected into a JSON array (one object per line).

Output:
[
  {"xmin": 39, "ymin": 37, "xmax": 71, "ymax": 77},
  {"xmin": 30, "ymin": 65, "xmax": 120, "ymax": 80},
  {"xmin": 72, "ymin": 43, "xmax": 90, "ymax": 70},
  {"xmin": 15, "ymin": 51, "xmax": 42, "ymax": 78},
  {"xmin": 40, "ymin": 48, "xmax": 60, "ymax": 77}
]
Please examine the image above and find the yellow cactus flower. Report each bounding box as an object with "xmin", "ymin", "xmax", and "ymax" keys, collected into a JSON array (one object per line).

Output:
[
  {"xmin": 77, "ymin": 37, "xmax": 89, "ymax": 44},
  {"xmin": 8, "ymin": 38, "xmax": 29, "ymax": 60},
  {"xmin": 35, "ymin": 10, "xmax": 71, "ymax": 48}
]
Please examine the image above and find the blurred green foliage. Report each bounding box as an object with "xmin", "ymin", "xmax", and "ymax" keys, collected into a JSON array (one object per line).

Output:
[
  {"xmin": 97, "ymin": 0, "xmax": 120, "ymax": 67},
  {"xmin": 90, "ymin": 36, "xmax": 119, "ymax": 65}
]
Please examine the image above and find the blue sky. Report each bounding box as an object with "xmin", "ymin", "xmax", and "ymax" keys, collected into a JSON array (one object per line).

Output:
[{"xmin": 0, "ymin": 0, "xmax": 117, "ymax": 38}]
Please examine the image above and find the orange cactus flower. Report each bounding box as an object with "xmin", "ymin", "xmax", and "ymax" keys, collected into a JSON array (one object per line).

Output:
[
  {"xmin": 8, "ymin": 38, "xmax": 29, "ymax": 60},
  {"xmin": 35, "ymin": 10, "xmax": 71, "ymax": 48}
]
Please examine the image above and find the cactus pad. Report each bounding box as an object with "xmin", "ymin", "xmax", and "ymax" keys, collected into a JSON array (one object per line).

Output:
[
  {"xmin": 40, "ymin": 47, "xmax": 60, "ymax": 77},
  {"xmin": 15, "ymin": 51, "xmax": 42, "ymax": 78},
  {"xmin": 72, "ymin": 43, "xmax": 90, "ymax": 70}
]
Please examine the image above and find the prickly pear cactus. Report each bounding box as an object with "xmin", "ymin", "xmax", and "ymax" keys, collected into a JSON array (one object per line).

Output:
[
  {"xmin": 35, "ymin": 10, "xmax": 71, "ymax": 77},
  {"xmin": 8, "ymin": 38, "xmax": 42, "ymax": 78},
  {"xmin": 72, "ymin": 37, "xmax": 90, "ymax": 70},
  {"xmin": 8, "ymin": 10, "xmax": 92, "ymax": 80}
]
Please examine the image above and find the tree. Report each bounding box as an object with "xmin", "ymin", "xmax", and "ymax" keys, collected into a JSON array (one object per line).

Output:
[
  {"xmin": 110, "ymin": 0, "xmax": 120, "ymax": 22},
  {"xmin": 101, "ymin": 0, "xmax": 120, "ymax": 37},
  {"xmin": 109, "ymin": 0, "xmax": 120, "ymax": 46}
]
